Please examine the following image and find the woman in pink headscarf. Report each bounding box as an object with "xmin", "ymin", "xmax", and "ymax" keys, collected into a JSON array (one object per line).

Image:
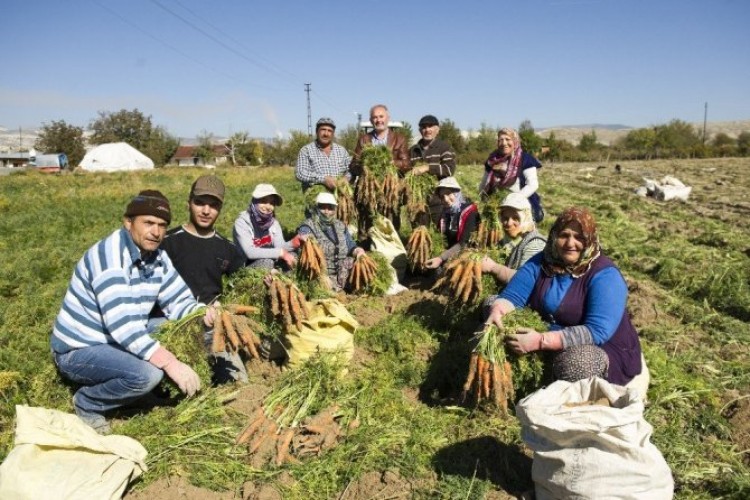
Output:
[{"xmin": 479, "ymin": 127, "xmax": 544, "ymax": 222}]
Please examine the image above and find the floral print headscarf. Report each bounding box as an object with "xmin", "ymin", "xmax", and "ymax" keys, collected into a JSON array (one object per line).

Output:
[{"xmin": 542, "ymin": 206, "xmax": 601, "ymax": 278}]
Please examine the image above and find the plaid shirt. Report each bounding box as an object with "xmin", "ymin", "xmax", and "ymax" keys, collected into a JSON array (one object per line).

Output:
[{"xmin": 295, "ymin": 141, "xmax": 351, "ymax": 190}]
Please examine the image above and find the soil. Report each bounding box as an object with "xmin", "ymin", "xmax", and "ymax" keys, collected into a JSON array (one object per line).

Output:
[{"xmin": 126, "ymin": 158, "xmax": 749, "ymax": 499}]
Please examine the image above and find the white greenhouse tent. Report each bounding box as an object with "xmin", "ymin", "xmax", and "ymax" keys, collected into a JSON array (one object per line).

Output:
[{"xmin": 78, "ymin": 142, "xmax": 154, "ymax": 172}]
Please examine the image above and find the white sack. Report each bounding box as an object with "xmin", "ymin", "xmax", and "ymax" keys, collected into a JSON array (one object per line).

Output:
[
  {"xmin": 516, "ymin": 378, "xmax": 673, "ymax": 500},
  {"xmin": 0, "ymin": 405, "xmax": 147, "ymax": 500}
]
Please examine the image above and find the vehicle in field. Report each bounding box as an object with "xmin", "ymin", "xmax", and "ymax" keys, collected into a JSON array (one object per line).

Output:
[{"xmin": 30, "ymin": 153, "xmax": 68, "ymax": 173}]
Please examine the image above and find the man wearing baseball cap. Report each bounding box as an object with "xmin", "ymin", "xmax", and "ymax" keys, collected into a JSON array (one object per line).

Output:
[
  {"xmin": 51, "ymin": 189, "xmax": 216, "ymax": 433},
  {"xmin": 409, "ymin": 114, "xmax": 457, "ymax": 227},
  {"xmin": 159, "ymin": 175, "xmax": 247, "ymax": 384},
  {"xmin": 295, "ymin": 117, "xmax": 351, "ymax": 206}
]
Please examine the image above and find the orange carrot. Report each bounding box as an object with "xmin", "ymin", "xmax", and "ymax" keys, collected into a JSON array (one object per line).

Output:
[
  {"xmin": 236, "ymin": 408, "xmax": 265, "ymax": 444},
  {"xmin": 275, "ymin": 428, "xmax": 296, "ymax": 466}
]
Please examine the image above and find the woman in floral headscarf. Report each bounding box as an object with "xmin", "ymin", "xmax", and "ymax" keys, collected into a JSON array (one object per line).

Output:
[
  {"xmin": 485, "ymin": 207, "xmax": 643, "ymax": 387},
  {"xmin": 479, "ymin": 127, "xmax": 544, "ymax": 222},
  {"xmin": 297, "ymin": 191, "xmax": 365, "ymax": 291}
]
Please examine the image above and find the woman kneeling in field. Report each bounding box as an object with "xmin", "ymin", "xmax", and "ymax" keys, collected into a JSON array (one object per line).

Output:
[
  {"xmin": 233, "ymin": 184, "xmax": 298, "ymax": 270},
  {"xmin": 486, "ymin": 207, "xmax": 644, "ymax": 388},
  {"xmin": 481, "ymin": 192, "xmax": 546, "ymax": 286},
  {"xmin": 424, "ymin": 176, "xmax": 479, "ymax": 271},
  {"xmin": 297, "ymin": 192, "xmax": 365, "ymax": 292}
]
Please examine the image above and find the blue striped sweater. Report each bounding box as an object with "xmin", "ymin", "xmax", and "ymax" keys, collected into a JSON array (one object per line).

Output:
[{"xmin": 51, "ymin": 227, "xmax": 203, "ymax": 359}]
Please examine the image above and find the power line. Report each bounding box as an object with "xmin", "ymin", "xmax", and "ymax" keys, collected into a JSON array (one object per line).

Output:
[
  {"xmin": 171, "ymin": 0, "xmax": 302, "ymax": 84},
  {"xmin": 151, "ymin": 0, "xmax": 296, "ymax": 88},
  {"xmin": 92, "ymin": 0, "xmax": 277, "ymax": 91}
]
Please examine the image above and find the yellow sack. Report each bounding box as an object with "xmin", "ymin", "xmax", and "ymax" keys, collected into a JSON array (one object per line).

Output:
[
  {"xmin": 369, "ymin": 216, "xmax": 408, "ymax": 281},
  {"xmin": 284, "ymin": 299, "xmax": 358, "ymax": 369},
  {"xmin": 0, "ymin": 405, "xmax": 147, "ymax": 500}
]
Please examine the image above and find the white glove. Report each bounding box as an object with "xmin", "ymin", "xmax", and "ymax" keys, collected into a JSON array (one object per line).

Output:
[{"xmin": 149, "ymin": 347, "xmax": 201, "ymax": 396}]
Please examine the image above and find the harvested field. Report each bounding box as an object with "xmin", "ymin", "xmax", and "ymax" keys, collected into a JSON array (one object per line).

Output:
[{"xmin": 0, "ymin": 158, "xmax": 748, "ymax": 498}]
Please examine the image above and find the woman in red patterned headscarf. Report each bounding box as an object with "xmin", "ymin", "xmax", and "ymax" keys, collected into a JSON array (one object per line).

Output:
[{"xmin": 479, "ymin": 127, "xmax": 545, "ymax": 223}]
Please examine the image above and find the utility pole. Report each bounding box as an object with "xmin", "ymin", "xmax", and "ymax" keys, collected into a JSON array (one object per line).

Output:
[
  {"xmin": 702, "ymin": 102, "xmax": 708, "ymax": 145},
  {"xmin": 305, "ymin": 83, "xmax": 312, "ymax": 138},
  {"xmin": 19, "ymin": 126, "xmax": 22, "ymax": 150}
]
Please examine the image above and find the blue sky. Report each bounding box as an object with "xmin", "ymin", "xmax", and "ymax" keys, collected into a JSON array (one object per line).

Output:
[{"xmin": 2, "ymin": 0, "xmax": 749, "ymax": 139}]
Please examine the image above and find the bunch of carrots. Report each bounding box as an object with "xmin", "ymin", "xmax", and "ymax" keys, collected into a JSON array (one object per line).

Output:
[
  {"xmin": 406, "ymin": 226, "xmax": 432, "ymax": 272},
  {"xmin": 268, "ymin": 275, "xmax": 311, "ymax": 332},
  {"xmin": 461, "ymin": 324, "xmax": 514, "ymax": 415},
  {"xmin": 431, "ymin": 251, "xmax": 484, "ymax": 305},
  {"xmin": 348, "ymin": 253, "xmax": 379, "ymax": 293},
  {"xmin": 335, "ymin": 179, "xmax": 356, "ymax": 226},
  {"xmin": 211, "ymin": 304, "xmax": 263, "ymax": 360}
]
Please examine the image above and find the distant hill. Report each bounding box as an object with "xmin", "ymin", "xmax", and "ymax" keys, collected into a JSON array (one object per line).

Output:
[{"xmin": 537, "ymin": 120, "xmax": 750, "ymax": 146}]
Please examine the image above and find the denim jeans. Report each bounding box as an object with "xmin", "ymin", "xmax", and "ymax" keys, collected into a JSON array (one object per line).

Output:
[{"xmin": 54, "ymin": 344, "xmax": 163, "ymax": 417}]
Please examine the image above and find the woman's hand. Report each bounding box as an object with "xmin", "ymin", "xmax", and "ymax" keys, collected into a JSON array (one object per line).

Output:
[
  {"xmin": 263, "ymin": 269, "xmax": 280, "ymax": 287},
  {"xmin": 280, "ymin": 248, "xmax": 296, "ymax": 268},
  {"xmin": 424, "ymin": 257, "xmax": 443, "ymax": 269},
  {"xmin": 481, "ymin": 256, "xmax": 498, "ymax": 274},
  {"xmin": 504, "ymin": 327, "xmax": 543, "ymax": 355},
  {"xmin": 353, "ymin": 247, "xmax": 365, "ymax": 259}
]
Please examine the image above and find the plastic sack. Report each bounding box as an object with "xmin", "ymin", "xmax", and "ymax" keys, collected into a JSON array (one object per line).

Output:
[
  {"xmin": 0, "ymin": 405, "xmax": 147, "ymax": 500},
  {"xmin": 283, "ymin": 299, "xmax": 358, "ymax": 369},
  {"xmin": 516, "ymin": 378, "xmax": 673, "ymax": 500},
  {"xmin": 368, "ymin": 216, "xmax": 408, "ymax": 281}
]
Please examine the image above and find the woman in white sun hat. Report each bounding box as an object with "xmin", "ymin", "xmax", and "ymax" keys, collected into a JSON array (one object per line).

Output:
[
  {"xmin": 424, "ymin": 176, "xmax": 479, "ymax": 270},
  {"xmin": 481, "ymin": 192, "xmax": 546, "ymax": 286},
  {"xmin": 233, "ymin": 184, "xmax": 299, "ymax": 270},
  {"xmin": 297, "ymin": 191, "xmax": 365, "ymax": 291}
]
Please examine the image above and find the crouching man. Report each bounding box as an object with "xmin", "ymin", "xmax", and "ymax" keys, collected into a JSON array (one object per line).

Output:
[{"xmin": 51, "ymin": 190, "xmax": 215, "ymax": 434}]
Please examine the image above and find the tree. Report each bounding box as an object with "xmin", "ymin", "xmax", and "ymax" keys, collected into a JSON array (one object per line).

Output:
[
  {"xmin": 337, "ymin": 125, "xmax": 360, "ymax": 154},
  {"xmin": 654, "ymin": 120, "xmax": 700, "ymax": 158},
  {"xmin": 89, "ymin": 108, "xmax": 179, "ymax": 166},
  {"xmin": 34, "ymin": 120, "xmax": 86, "ymax": 167},
  {"xmin": 195, "ymin": 131, "xmax": 216, "ymax": 164},
  {"xmin": 518, "ymin": 120, "xmax": 542, "ymax": 154},
  {"xmin": 437, "ymin": 118, "xmax": 465, "ymax": 155},
  {"xmin": 711, "ymin": 132, "xmax": 736, "ymax": 157},
  {"xmin": 462, "ymin": 123, "xmax": 497, "ymax": 164},
  {"xmin": 620, "ymin": 128, "xmax": 657, "ymax": 159},
  {"xmin": 737, "ymin": 131, "xmax": 750, "ymax": 156},
  {"xmin": 578, "ymin": 130, "xmax": 599, "ymax": 153},
  {"xmin": 227, "ymin": 132, "xmax": 250, "ymax": 166},
  {"xmin": 398, "ymin": 122, "xmax": 413, "ymax": 146}
]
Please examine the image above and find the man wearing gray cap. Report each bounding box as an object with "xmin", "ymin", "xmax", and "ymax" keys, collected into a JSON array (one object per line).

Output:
[
  {"xmin": 160, "ymin": 175, "xmax": 247, "ymax": 384},
  {"xmin": 295, "ymin": 117, "xmax": 351, "ymax": 197},
  {"xmin": 409, "ymin": 114, "xmax": 457, "ymax": 227}
]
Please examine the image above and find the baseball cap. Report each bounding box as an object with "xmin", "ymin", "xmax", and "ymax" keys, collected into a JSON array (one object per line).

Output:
[
  {"xmin": 436, "ymin": 176, "xmax": 461, "ymax": 192},
  {"xmin": 190, "ymin": 175, "xmax": 225, "ymax": 203},
  {"xmin": 501, "ymin": 193, "xmax": 531, "ymax": 211},
  {"xmin": 316, "ymin": 117, "xmax": 336, "ymax": 130},
  {"xmin": 418, "ymin": 115, "xmax": 439, "ymax": 128},
  {"xmin": 252, "ymin": 184, "xmax": 283, "ymax": 205},
  {"xmin": 315, "ymin": 192, "xmax": 338, "ymax": 206}
]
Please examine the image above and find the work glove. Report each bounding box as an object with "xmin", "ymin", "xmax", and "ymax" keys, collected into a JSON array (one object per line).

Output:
[
  {"xmin": 149, "ymin": 347, "xmax": 201, "ymax": 396},
  {"xmin": 504, "ymin": 327, "xmax": 543, "ymax": 355}
]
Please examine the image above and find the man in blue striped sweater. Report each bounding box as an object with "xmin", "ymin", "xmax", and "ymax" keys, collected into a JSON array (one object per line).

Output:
[{"xmin": 51, "ymin": 190, "xmax": 216, "ymax": 434}]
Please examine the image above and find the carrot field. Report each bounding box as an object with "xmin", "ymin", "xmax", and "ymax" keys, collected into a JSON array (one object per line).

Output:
[{"xmin": 0, "ymin": 158, "xmax": 748, "ymax": 499}]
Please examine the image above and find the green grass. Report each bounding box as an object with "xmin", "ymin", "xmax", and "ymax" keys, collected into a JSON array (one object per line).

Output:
[{"xmin": 1, "ymin": 160, "xmax": 749, "ymax": 499}]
